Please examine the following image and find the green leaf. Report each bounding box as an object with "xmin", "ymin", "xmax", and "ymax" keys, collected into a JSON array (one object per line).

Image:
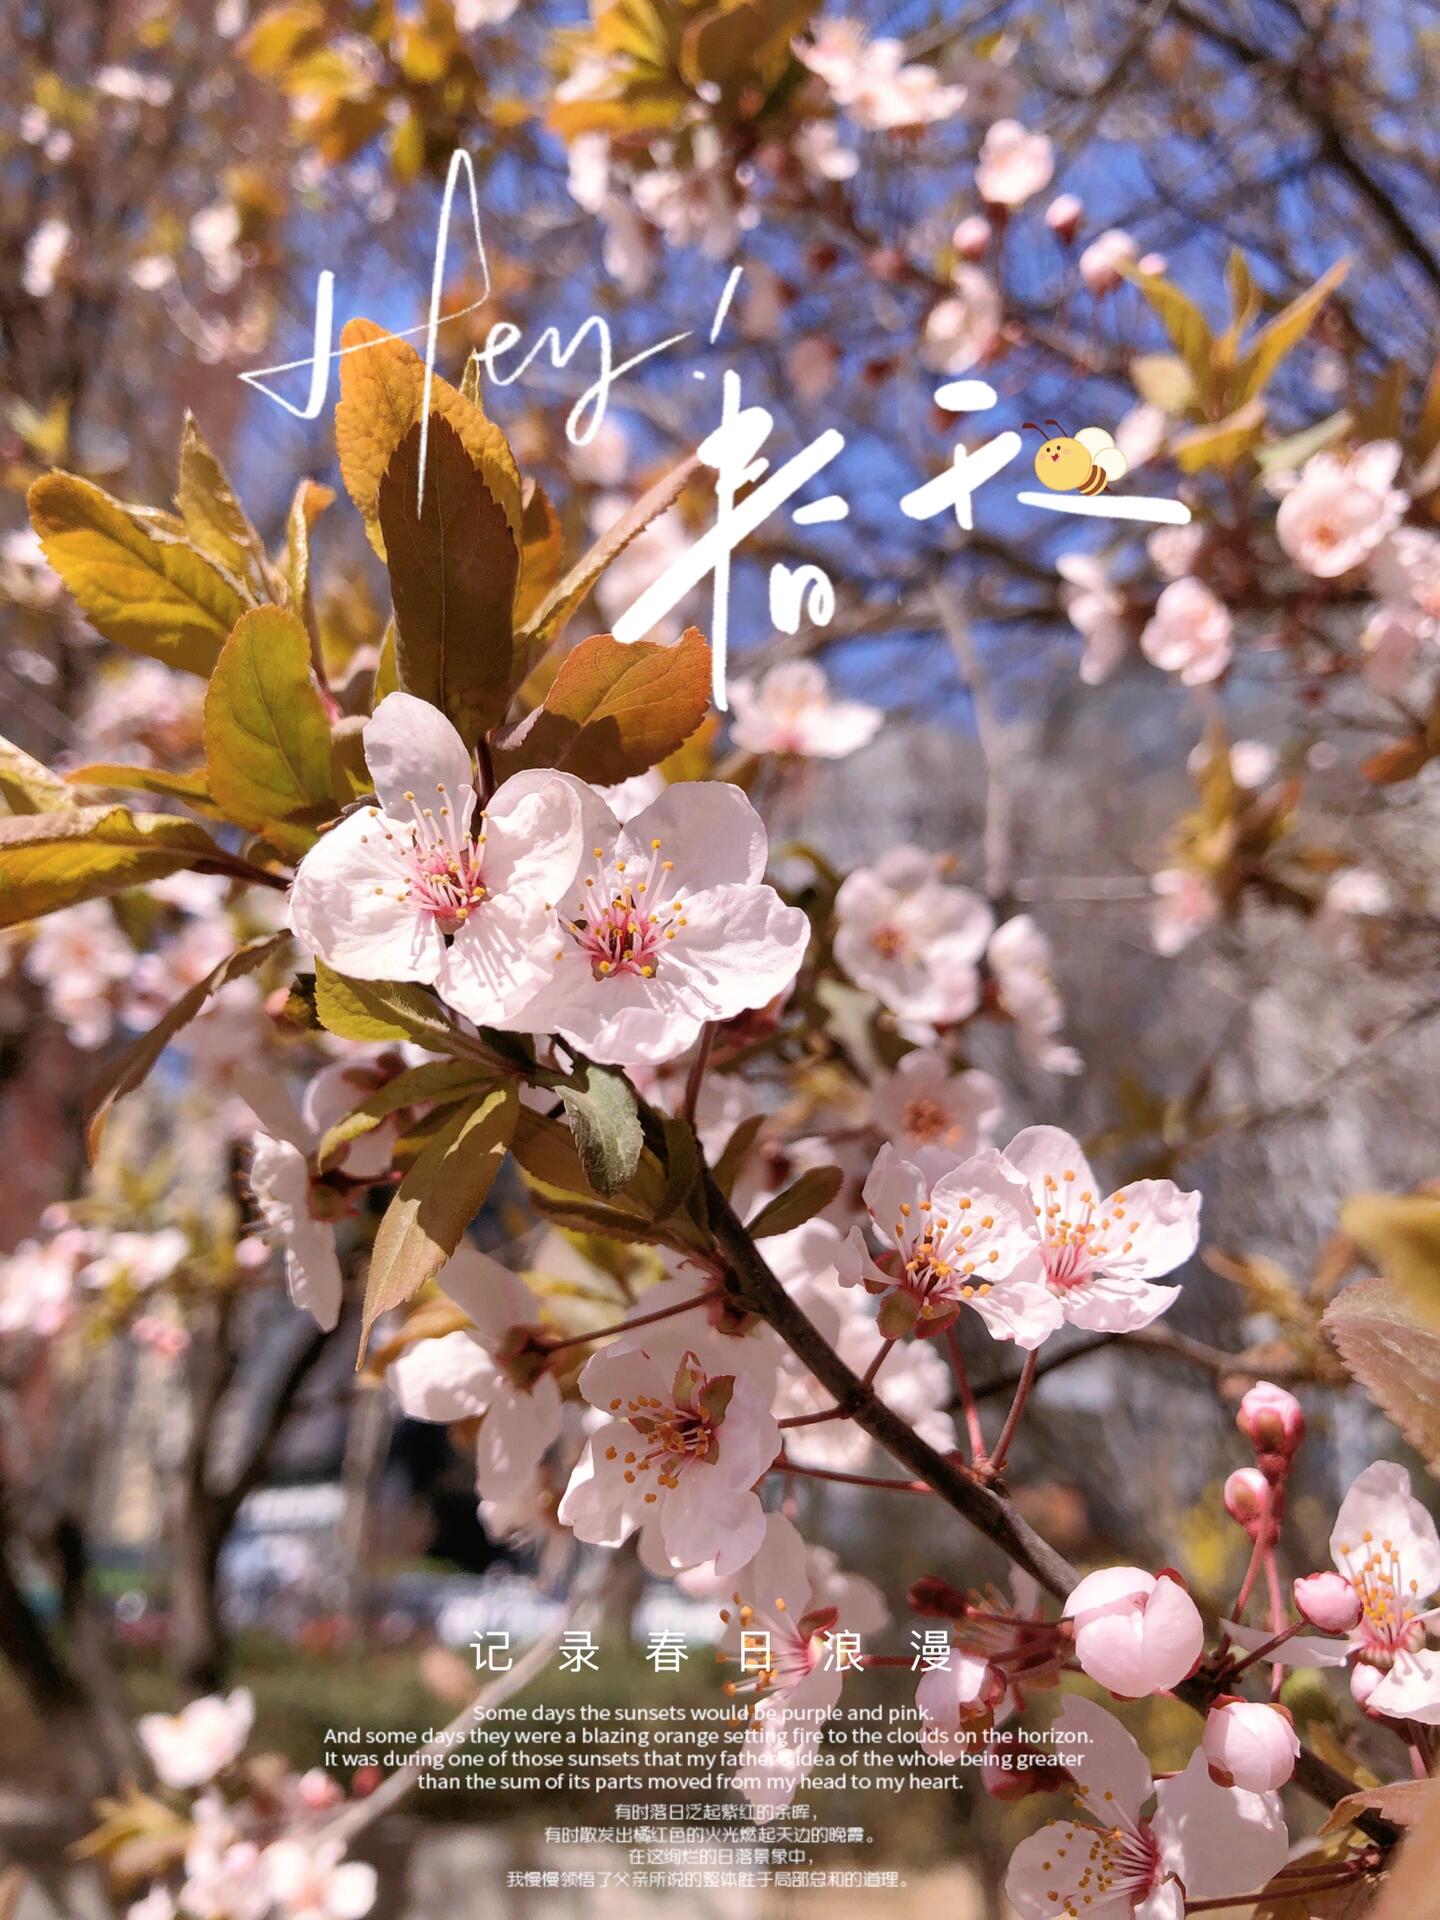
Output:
[
  {"xmin": 516, "ymin": 452, "xmax": 701, "ymax": 653},
  {"xmin": 311, "ymin": 961, "xmax": 509, "ymax": 1066},
  {"xmin": 377, "ymin": 416, "xmax": 519, "ymax": 741},
  {"xmin": 559, "ymin": 1062, "xmax": 643, "ymax": 1197},
  {"xmin": 1119, "ymin": 265, "xmax": 1215, "ymax": 396},
  {"xmin": 66, "ymin": 763, "xmax": 216, "ymax": 812},
  {"xmin": 28, "ymin": 472, "xmax": 248, "ymax": 675},
  {"xmin": 176, "ymin": 412, "xmax": 270, "ymax": 598},
  {"xmin": 511, "ymin": 1107, "xmax": 705, "ymax": 1249},
  {"xmin": 1129, "ymin": 352, "xmax": 1195, "ymax": 414},
  {"xmin": 281, "ymin": 478, "xmax": 334, "ymax": 627},
  {"xmin": 0, "ymin": 734, "xmax": 74, "ymax": 815},
  {"xmin": 204, "ymin": 606, "xmax": 334, "ymax": 850},
  {"xmin": 1255, "ymin": 410, "xmax": 1353, "ymax": 475},
  {"xmin": 86, "ymin": 934, "xmax": 288, "ymax": 1158},
  {"xmin": 711, "ymin": 1110, "xmax": 766, "ymax": 1201},
  {"xmin": 335, "ymin": 317, "xmax": 521, "ymax": 560},
  {"xmin": 1171, "ymin": 397, "xmax": 1267, "ymax": 473},
  {"xmin": 360, "ymin": 1083, "xmax": 518, "ymax": 1354},
  {"xmin": 0, "ymin": 806, "xmax": 228, "ymax": 929},
  {"xmin": 745, "ymin": 1164, "xmax": 844, "ymax": 1239},
  {"xmin": 1234, "ymin": 257, "xmax": 1351, "ymax": 404},
  {"xmin": 496, "ymin": 626, "xmax": 711, "ymax": 785},
  {"xmin": 1323, "ymin": 1277, "xmax": 1440, "ymax": 1471},
  {"xmin": 657, "ymin": 1112, "xmax": 705, "ymax": 1223},
  {"xmin": 316, "ymin": 1058, "xmax": 497, "ymax": 1169}
]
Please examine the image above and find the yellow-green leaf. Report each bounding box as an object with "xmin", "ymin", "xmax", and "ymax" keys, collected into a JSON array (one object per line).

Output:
[
  {"xmin": 0, "ymin": 734, "xmax": 73, "ymax": 815},
  {"xmin": 1129, "ymin": 352, "xmax": 1195, "ymax": 415},
  {"xmin": 28, "ymin": 472, "xmax": 248, "ymax": 675},
  {"xmin": 745, "ymin": 1164, "xmax": 844, "ymax": 1239},
  {"xmin": 0, "ymin": 806, "xmax": 228, "ymax": 928},
  {"xmin": 334, "ymin": 317, "xmax": 522, "ymax": 560},
  {"xmin": 66, "ymin": 763, "xmax": 217, "ymax": 814},
  {"xmin": 1119, "ymin": 265, "xmax": 1215, "ymax": 396},
  {"xmin": 359, "ymin": 1083, "xmax": 518, "ymax": 1354},
  {"xmin": 1340, "ymin": 1192, "xmax": 1440, "ymax": 1325},
  {"xmin": 316, "ymin": 1058, "xmax": 497, "ymax": 1169},
  {"xmin": 204, "ymin": 606, "xmax": 334, "ymax": 849},
  {"xmin": 377, "ymin": 416, "xmax": 518, "ymax": 740},
  {"xmin": 1171, "ymin": 397, "xmax": 1267, "ymax": 473},
  {"xmin": 496, "ymin": 625, "xmax": 711, "ymax": 784},
  {"xmin": 86, "ymin": 934, "xmax": 289, "ymax": 1158},
  {"xmin": 1234, "ymin": 257, "xmax": 1351, "ymax": 404},
  {"xmin": 177, "ymin": 413, "xmax": 269, "ymax": 599}
]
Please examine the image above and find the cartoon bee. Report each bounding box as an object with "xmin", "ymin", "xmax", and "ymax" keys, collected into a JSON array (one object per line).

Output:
[{"xmin": 1023, "ymin": 419, "xmax": 1129, "ymax": 495}]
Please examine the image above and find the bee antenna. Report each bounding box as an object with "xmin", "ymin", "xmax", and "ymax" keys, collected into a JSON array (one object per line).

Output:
[
  {"xmin": 1020, "ymin": 421, "xmax": 1044, "ymax": 437},
  {"xmin": 1043, "ymin": 418, "xmax": 1063, "ymax": 430}
]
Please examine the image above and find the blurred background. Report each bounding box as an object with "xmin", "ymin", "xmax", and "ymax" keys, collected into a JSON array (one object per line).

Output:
[{"xmin": 3, "ymin": 1, "xmax": 1440, "ymax": 1913}]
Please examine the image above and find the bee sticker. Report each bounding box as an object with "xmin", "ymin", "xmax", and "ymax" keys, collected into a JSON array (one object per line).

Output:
[{"xmin": 1023, "ymin": 419, "xmax": 1129, "ymax": 495}]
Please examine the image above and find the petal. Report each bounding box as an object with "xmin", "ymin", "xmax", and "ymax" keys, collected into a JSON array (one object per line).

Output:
[
  {"xmin": 1221, "ymin": 1618, "xmax": 1350, "ymax": 1670},
  {"xmin": 327, "ymin": 1862, "xmax": 379, "ymax": 1920},
  {"xmin": 1059, "ymin": 1274, "xmax": 1182, "ymax": 1334},
  {"xmin": 480, "ymin": 768, "xmax": 590, "ymax": 903},
  {"xmin": 439, "ymin": 890, "xmax": 565, "ymax": 1023},
  {"xmin": 1150, "ymin": 1750, "xmax": 1287, "ymax": 1901},
  {"xmin": 622, "ymin": 781, "xmax": 768, "ymax": 887},
  {"xmin": 475, "ymin": 1377, "xmax": 563, "ymax": 1501},
  {"xmin": 736, "ymin": 1512, "xmax": 813, "ymax": 1614},
  {"xmin": 437, "ymin": 1244, "xmax": 542, "ymax": 1344},
  {"xmin": 388, "ymin": 1331, "xmax": 498, "ymax": 1422},
  {"xmin": 557, "ymin": 1435, "xmax": 642, "ymax": 1547},
  {"xmin": 1002, "ymin": 1125, "xmax": 1101, "ymax": 1209},
  {"xmin": 1366, "ymin": 1648, "xmax": 1440, "ymax": 1723},
  {"xmin": 288, "ymin": 809, "xmax": 446, "ymax": 984},
  {"xmin": 969, "ymin": 1267, "xmax": 1063, "ymax": 1348},
  {"xmin": 1331, "ymin": 1461, "xmax": 1440, "ymax": 1599},
  {"xmin": 364, "ymin": 692, "xmax": 476, "ymax": 826},
  {"xmin": 1005, "ymin": 1822, "xmax": 1135, "ymax": 1920},
  {"xmin": 1138, "ymin": 1575, "xmax": 1205, "ymax": 1691},
  {"xmin": 1102, "ymin": 1179, "xmax": 1200, "ymax": 1280},
  {"xmin": 861, "ymin": 1146, "xmax": 929, "ymax": 1240},
  {"xmin": 1065, "ymin": 1566, "xmax": 1155, "ymax": 1618},
  {"xmin": 1057, "ymin": 1693, "xmax": 1154, "ymax": 1824},
  {"xmin": 661, "ymin": 883, "xmax": 810, "ymax": 1019}
]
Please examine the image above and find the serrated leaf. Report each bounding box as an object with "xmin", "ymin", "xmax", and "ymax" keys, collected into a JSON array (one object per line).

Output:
[
  {"xmin": 177, "ymin": 412, "xmax": 269, "ymax": 598},
  {"xmin": 1234, "ymin": 257, "xmax": 1351, "ymax": 404},
  {"xmin": 559, "ymin": 1062, "xmax": 643, "ymax": 1197},
  {"xmin": 517, "ymin": 452, "xmax": 700, "ymax": 652},
  {"xmin": 514, "ymin": 480, "xmax": 566, "ymax": 631},
  {"xmin": 511, "ymin": 1106, "xmax": 704, "ymax": 1249},
  {"xmin": 377, "ymin": 417, "xmax": 518, "ymax": 740},
  {"xmin": 0, "ymin": 806, "xmax": 227, "ymax": 928},
  {"xmin": 204, "ymin": 606, "xmax": 334, "ymax": 852},
  {"xmin": 359, "ymin": 1083, "xmax": 518, "ymax": 1354},
  {"xmin": 745, "ymin": 1165, "xmax": 843, "ymax": 1239},
  {"xmin": 1320, "ymin": 1781, "xmax": 1432, "ymax": 1837},
  {"xmin": 496, "ymin": 626, "xmax": 711, "ymax": 784},
  {"xmin": 28, "ymin": 472, "xmax": 249, "ymax": 676},
  {"xmin": 0, "ymin": 734, "xmax": 73, "ymax": 815},
  {"xmin": 334, "ymin": 317, "xmax": 521, "ymax": 560},
  {"xmin": 282, "ymin": 477, "xmax": 334, "ymax": 627},
  {"xmin": 86, "ymin": 934, "xmax": 288, "ymax": 1158},
  {"xmin": 1323, "ymin": 1278, "xmax": 1440, "ymax": 1469},
  {"xmin": 316, "ymin": 1059, "xmax": 496, "ymax": 1169}
]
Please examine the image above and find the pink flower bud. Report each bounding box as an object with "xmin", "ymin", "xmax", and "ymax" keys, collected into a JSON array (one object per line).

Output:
[
  {"xmin": 1044, "ymin": 193, "xmax": 1083, "ymax": 241},
  {"xmin": 1237, "ymin": 1382, "xmax": 1306, "ymax": 1464},
  {"xmin": 1137, "ymin": 251, "xmax": 1168, "ymax": 277},
  {"xmin": 295, "ymin": 1767, "xmax": 342, "ymax": 1810},
  {"xmin": 1350, "ymin": 1662, "xmax": 1386, "ymax": 1716},
  {"xmin": 1203, "ymin": 1699, "xmax": 1299, "ymax": 1791},
  {"xmin": 952, "ymin": 215, "xmax": 993, "ymax": 261},
  {"xmin": 1223, "ymin": 1467, "xmax": 1270, "ymax": 1538},
  {"xmin": 1293, "ymin": 1571, "xmax": 1362, "ymax": 1634},
  {"xmin": 1062, "ymin": 1565, "xmax": 1204, "ymax": 1697}
]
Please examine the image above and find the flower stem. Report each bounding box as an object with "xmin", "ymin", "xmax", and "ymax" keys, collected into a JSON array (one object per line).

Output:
[
  {"xmin": 986, "ymin": 1349, "xmax": 1038, "ymax": 1478},
  {"xmin": 772, "ymin": 1456, "xmax": 933, "ymax": 1494},
  {"xmin": 541, "ymin": 1288, "xmax": 724, "ymax": 1357},
  {"xmin": 682, "ymin": 1022, "xmax": 718, "ymax": 1127},
  {"xmin": 946, "ymin": 1325, "xmax": 987, "ymax": 1462}
]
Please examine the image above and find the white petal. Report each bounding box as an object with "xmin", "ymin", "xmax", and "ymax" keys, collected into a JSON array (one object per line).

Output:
[
  {"xmin": 661, "ymin": 884, "xmax": 809, "ymax": 1020},
  {"xmin": 1331, "ymin": 1461, "xmax": 1440, "ymax": 1599},
  {"xmin": 480, "ymin": 768, "xmax": 591, "ymax": 902},
  {"xmin": 1150, "ymin": 1750, "xmax": 1287, "ymax": 1901},
  {"xmin": 388, "ymin": 1330, "xmax": 499, "ymax": 1422},
  {"xmin": 288, "ymin": 809, "xmax": 446, "ymax": 983},
  {"xmin": 364, "ymin": 692, "xmax": 476, "ymax": 826},
  {"xmin": 1002, "ymin": 1124, "xmax": 1101, "ymax": 1203},
  {"xmin": 623, "ymin": 780, "xmax": 768, "ymax": 887},
  {"xmin": 438, "ymin": 1243, "xmax": 542, "ymax": 1344},
  {"xmin": 474, "ymin": 1377, "xmax": 563, "ymax": 1500}
]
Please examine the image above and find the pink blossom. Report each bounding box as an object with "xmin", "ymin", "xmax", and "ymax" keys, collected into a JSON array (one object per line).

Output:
[
  {"xmin": 921, "ymin": 271, "xmax": 1002, "ymax": 374},
  {"xmin": 288, "ymin": 693, "xmax": 591, "ymax": 1027},
  {"xmin": 1006, "ymin": 1696, "xmax": 1287, "ymax": 1919},
  {"xmin": 1236, "ymin": 1380, "xmax": 1304, "ymax": 1465},
  {"xmin": 837, "ymin": 1143, "xmax": 1057, "ymax": 1346},
  {"xmin": 1203, "ymin": 1699, "xmax": 1298, "ymax": 1791},
  {"xmin": 560, "ymin": 1334, "xmax": 780, "ymax": 1574},
  {"xmin": 786, "ymin": 335, "xmax": 840, "ymax": 404},
  {"xmin": 915, "ymin": 1651, "xmax": 1004, "ymax": 1758},
  {"xmin": 248, "ymin": 1135, "xmax": 345, "ymax": 1331},
  {"xmin": 999, "ymin": 1125, "xmax": 1198, "ymax": 1333},
  {"xmin": 1293, "ymin": 1570, "xmax": 1361, "ymax": 1634},
  {"xmin": 796, "ymin": 23, "xmax": 965, "ymax": 130},
  {"xmin": 1276, "ymin": 441, "xmax": 1407, "ymax": 578},
  {"xmin": 719, "ymin": 1514, "xmax": 887, "ymax": 1816},
  {"xmin": 1224, "ymin": 1467, "xmax": 1272, "ymax": 1539},
  {"xmin": 792, "ymin": 120, "xmax": 858, "ymax": 183},
  {"xmin": 976, "ymin": 121, "xmax": 1054, "ymax": 207},
  {"xmin": 834, "ymin": 848, "xmax": 993, "ymax": 1026},
  {"xmin": 516, "ymin": 781, "xmax": 808, "ymax": 1066},
  {"xmin": 1150, "ymin": 867, "xmax": 1218, "ymax": 957},
  {"xmin": 387, "ymin": 1247, "xmax": 563, "ymax": 1500},
  {"xmin": 726, "ymin": 660, "xmax": 882, "ymax": 760},
  {"xmin": 1078, "ymin": 227, "xmax": 1136, "ymax": 294},
  {"xmin": 1371, "ymin": 524, "xmax": 1440, "ymax": 620},
  {"xmin": 952, "ymin": 215, "xmax": 993, "ymax": 261},
  {"xmin": 136, "ymin": 1688, "xmax": 254, "ymax": 1790},
  {"xmin": 1360, "ymin": 604, "xmax": 1428, "ymax": 692},
  {"xmin": 261, "ymin": 1839, "xmax": 377, "ymax": 1920},
  {"xmin": 988, "ymin": 915, "xmax": 1081, "ymax": 1074},
  {"xmin": 1045, "ymin": 192, "xmax": 1083, "ymax": 240},
  {"xmin": 1148, "ymin": 522, "xmax": 1204, "ymax": 581},
  {"xmin": 0, "ymin": 1231, "xmax": 88, "ymax": 1339},
  {"xmin": 1115, "ymin": 403, "xmax": 1167, "ymax": 471},
  {"xmin": 1140, "ymin": 577, "xmax": 1233, "ymax": 684},
  {"xmin": 867, "ymin": 1050, "xmax": 1002, "ymax": 1175},
  {"xmin": 1064, "ymin": 1566, "xmax": 1204, "ymax": 1695},
  {"xmin": 1056, "ymin": 551, "xmax": 1128, "ymax": 685}
]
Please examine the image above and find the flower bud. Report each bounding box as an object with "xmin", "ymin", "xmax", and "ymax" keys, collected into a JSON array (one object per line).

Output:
[
  {"xmin": 1044, "ymin": 193, "xmax": 1083, "ymax": 241},
  {"xmin": 1350, "ymin": 1662, "xmax": 1386, "ymax": 1716},
  {"xmin": 952, "ymin": 215, "xmax": 993, "ymax": 261},
  {"xmin": 908, "ymin": 1575, "xmax": 970, "ymax": 1620},
  {"xmin": 1203, "ymin": 1699, "xmax": 1299, "ymax": 1791},
  {"xmin": 1223, "ymin": 1467, "xmax": 1271, "ymax": 1539},
  {"xmin": 1237, "ymin": 1382, "xmax": 1305, "ymax": 1471},
  {"xmin": 1293, "ymin": 1571, "xmax": 1361, "ymax": 1635}
]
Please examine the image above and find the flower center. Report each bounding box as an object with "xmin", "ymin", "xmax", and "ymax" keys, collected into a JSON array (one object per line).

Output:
[
  {"xmin": 601, "ymin": 1352, "xmax": 731, "ymax": 1499},
  {"xmin": 887, "ymin": 1197, "xmax": 998, "ymax": 1323},
  {"xmin": 1034, "ymin": 1171, "xmax": 1134, "ymax": 1293},
  {"xmin": 365, "ymin": 785, "xmax": 487, "ymax": 935},
  {"xmin": 901, "ymin": 1095, "xmax": 950, "ymax": 1143},
  {"xmin": 1335, "ymin": 1535, "xmax": 1426, "ymax": 1666},
  {"xmin": 563, "ymin": 838, "xmax": 687, "ymax": 982},
  {"xmin": 870, "ymin": 922, "xmax": 907, "ymax": 960}
]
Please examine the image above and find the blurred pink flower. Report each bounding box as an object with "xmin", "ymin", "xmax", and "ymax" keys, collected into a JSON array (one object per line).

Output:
[
  {"xmin": 976, "ymin": 121, "xmax": 1054, "ymax": 207},
  {"xmin": 1141, "ymin": 577, "xmax": 1233, "ymax": 684},
  {"xmin": 1276, "ymin": 441, "xmax": 1407, "ymax": 578},
  {"xmin": 727, "ymin": 660, "xmax": 881, "ymax": 759}
]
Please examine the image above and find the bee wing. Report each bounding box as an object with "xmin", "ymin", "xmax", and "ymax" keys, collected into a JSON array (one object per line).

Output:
[
  {"xmin": 1074, "ymin": 426, "xmax": 1117, "ymax": 455},
  {"xmin": 1093, "ymin": 445, "xmax": 1129, "ymax": 482}
]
